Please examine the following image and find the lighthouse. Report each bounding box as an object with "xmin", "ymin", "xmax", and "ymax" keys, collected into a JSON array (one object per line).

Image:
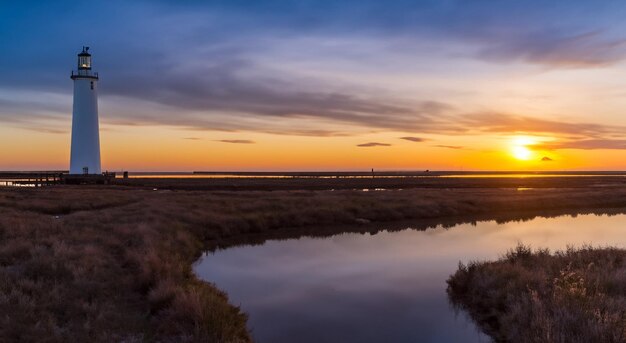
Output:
[{"xmin": 69, "ymin": 46, "xmax": 101, "ymax": 175}]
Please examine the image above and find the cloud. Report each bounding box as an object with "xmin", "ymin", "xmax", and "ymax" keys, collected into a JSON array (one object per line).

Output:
[
  {"xmin": 399, "ymin": 136, "xmax": 426, "ymax": 142},
  {"xmin": 23, "ymin": 127, "xmax": 68, "ymax": 134},
  {"xmin": 216, "ymin": 139, "xmax": 255, "ymax": 144},
  {"xmin": 537, "ymin": 139, "xmax": 626, "ymax": 150},
  {"xmin": 541, "ymin": 156, "xmax": 554, "ymax": 161},
  {"xmin": 461, "ymin": 112, "xmax": 626, "ymax": 137},
  {"xmin": 357, "ymin": 142, "xmax": 391, "ymax": 147},
  {"xmin": 7, "ymin": 70, "xmax": 626, "ymax": 144},
  {"xmin": 183, "ymin": 137, "xmax": 201, "ymax": 140},
  {"xmin": 433, "ymin": 145, "xmax": 463, "ymax": 150},
  {"xmin": 476, "ymin": 31, "xmax": 626, "ymax": 68},
  {"xmin": 100, "ymin": 56, "xmax": 456, "ymax": 134}
]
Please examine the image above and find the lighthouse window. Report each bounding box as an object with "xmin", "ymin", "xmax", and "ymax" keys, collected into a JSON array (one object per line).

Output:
[
  {"xmin": 90, "ymin": 81, "xmax": 94, "ymax": 90},
  {"xmin": 79, "ymin": 56, "xmax": 91, "ymax": 68}
]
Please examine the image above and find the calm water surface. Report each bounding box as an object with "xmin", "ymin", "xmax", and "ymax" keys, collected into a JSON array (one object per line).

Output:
[
  {"xmin": 119, "ymin": 172, "xmax": 626, "ymax": 179},
  {"xmin": 194, "ymin": 213, "xmax": 626, "ymax": 343}
]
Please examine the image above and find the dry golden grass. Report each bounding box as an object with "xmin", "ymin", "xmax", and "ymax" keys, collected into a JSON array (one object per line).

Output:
[
  {"xmin": 0, "ymin": 188, "xmax": 249, "ymax": 342},
  {"xmin": 448, "ymin": 244, "xmax": 626, "ymax": 343},
  {"xmin": 3, "ymin": 182, "xmax": 626, "ymax": 341}
]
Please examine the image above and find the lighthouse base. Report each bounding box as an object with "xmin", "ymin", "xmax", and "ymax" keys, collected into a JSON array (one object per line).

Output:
[{"xmin": 61, "ymin": 173, "xmax": 116, "ymax": 185}]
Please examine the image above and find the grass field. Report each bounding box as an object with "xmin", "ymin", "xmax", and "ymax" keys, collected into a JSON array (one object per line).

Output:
[{"xmin": 4, "ymin": 176, "xmax": 626, "ymax": 341}]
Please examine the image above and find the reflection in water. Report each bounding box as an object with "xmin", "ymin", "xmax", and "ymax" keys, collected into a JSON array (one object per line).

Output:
[
  {"xmin": 440, "ymin": 174, "xmax": 626, "ymax": 178},
  {"xmin": 198, "ymin": 213, "xmax": 626, "ymax": 343},
  {"xmin": 115, "ymin": 172, "xmax": 626, "ymax": 179},
  {"xmin": 117, "ymin": 174, "xmax": 295, "ymax": 179}
]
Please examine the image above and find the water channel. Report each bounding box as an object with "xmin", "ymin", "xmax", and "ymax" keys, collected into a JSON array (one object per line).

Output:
[{"xmin": 195, "ymin": 212, "xmax": 626, "ymax": 342}]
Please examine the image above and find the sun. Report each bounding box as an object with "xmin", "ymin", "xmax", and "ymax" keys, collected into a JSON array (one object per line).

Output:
[
  {"xmin": 512, "ymin": 145, "xmax": 533, "ymax": 160},
  {"xmin": 510, "ymin": 136, "xmax": 537, "ymax": 161}
]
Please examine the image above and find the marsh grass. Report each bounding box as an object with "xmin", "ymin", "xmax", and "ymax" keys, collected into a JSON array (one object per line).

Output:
[
  {"xmin": 0, "ymin": 188, "xmax": 249, "ymax": 342},
  {"xmin": 3, "ymin": 183, "xmax": 626, "ymax": 341},
  {"xmin": 448, "ymin": 244, "xmax": 626, "ymax": 342}
]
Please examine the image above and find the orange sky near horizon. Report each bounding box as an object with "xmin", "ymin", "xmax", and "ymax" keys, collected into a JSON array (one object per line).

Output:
[{"xmin": 2, "ymin": 123, "xmax": 624, "ymax": 172}]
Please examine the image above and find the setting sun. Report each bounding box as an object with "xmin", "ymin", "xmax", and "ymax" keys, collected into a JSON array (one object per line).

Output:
[
  {"xmin": 512, "ymin": 145, "xmax": 533, "ymax": 160},
  {"xmin": 510, "ymin": 136, "xmax": 537, "ymax": 161}
]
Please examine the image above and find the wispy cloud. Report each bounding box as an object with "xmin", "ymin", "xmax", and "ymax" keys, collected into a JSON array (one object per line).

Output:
[
  {"xmin": 537, "ymin": 139, "xmax": 626, "ymax": 150},
  {"xmin": 216, "ymin": 139, "xmax": 255, "ymax": 144},
  {"xmin": 541, "ymin": 156, "xmax": 554, "ymax": 161},
  {"xmin": 461, "ymin": 112, "xmax": 626, "ymax": 137},
  {"xmin": 357, "ymin": 142, "xmax": 391, "ymax": 147},
  {"xmin": 101, "ymin": 56, "xmax": 455, "ymax": 134},
  {"xmin": 476, "ymin": 31, "xmax": 626, "ymax": 68},
  {"xmin": 433, "ymin": 145, "xmax": 464, "ymax": 150},
  {"xmin": 399, "ymin": 136, "xmax": 427, "ymax": 142},
  {"xmin": 23, "ymin": 127, "xmax": 68, "ymax": 134}
]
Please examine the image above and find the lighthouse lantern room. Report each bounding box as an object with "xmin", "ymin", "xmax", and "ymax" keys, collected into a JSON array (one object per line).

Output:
[{"xmin": 78, "ymin": 48, "xmax": 92, "ymax": 69}]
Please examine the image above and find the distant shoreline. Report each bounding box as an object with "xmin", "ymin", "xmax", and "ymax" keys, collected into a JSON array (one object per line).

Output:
[
  {"xmin": 111, "ymin": 173, "xmax": 626, "ymax": 191},
  {"xmin": 6, "ymin": 172, "xmax": 626, "ymax": 189}
]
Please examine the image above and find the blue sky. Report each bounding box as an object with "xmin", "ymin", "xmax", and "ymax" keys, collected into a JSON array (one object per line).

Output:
[{"xmin": 4, "ymin": 1, "xmax": 626, "ymax": 170}]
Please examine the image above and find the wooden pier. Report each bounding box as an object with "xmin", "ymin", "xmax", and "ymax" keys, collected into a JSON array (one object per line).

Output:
[
  {"xmin": 0, "ymin": 171, "xmax": 64, "ymax": 187},
  {"xmin": 0, "ymin": 171, "xmax": 116, "ymax": 187}
]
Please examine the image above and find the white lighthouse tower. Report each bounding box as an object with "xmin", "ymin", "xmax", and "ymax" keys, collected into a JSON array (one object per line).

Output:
[{"xmin": 69, "ymin": 46, "xmax": 101, "ymax": 175}]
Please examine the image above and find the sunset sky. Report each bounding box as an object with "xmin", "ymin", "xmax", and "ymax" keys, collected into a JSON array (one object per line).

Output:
[{"xmin": 4, "ymin": 1, "xmax": 626, "ymax": 171}]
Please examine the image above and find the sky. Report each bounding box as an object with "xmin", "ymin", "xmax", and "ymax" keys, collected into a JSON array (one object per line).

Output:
[{"xmin": 3, "ymin": 1, "xmax": 626, "ymax": 171}]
